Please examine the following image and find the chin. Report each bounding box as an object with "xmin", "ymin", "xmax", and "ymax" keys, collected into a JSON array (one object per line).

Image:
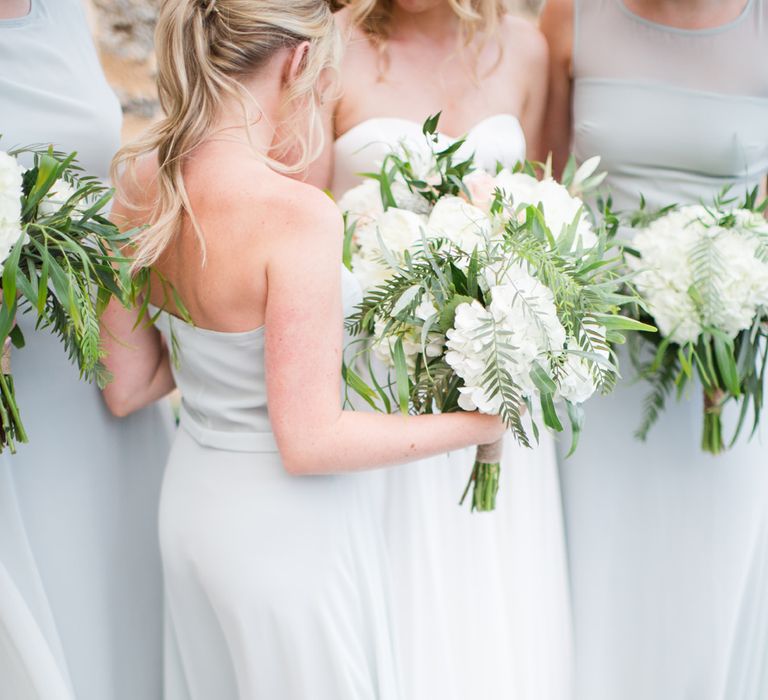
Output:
[{"xmin": 394, "ymin": 0, "xmax": 446, "ymax": 13}]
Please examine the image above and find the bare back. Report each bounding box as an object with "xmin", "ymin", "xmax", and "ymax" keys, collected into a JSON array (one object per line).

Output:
[{"xmin": 115, "ymin": 140, "xmax": 335, "ymax": 333}]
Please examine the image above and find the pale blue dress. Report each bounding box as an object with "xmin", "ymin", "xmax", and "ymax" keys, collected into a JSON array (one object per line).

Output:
[
  {"xmin": 563, "ymin": 1, "xmax": 768, "ymax": 698},
  {"xmin": 0, "ymin": 2, "xmax": 172, "ymax": 698},
  {"xmin": 153, "ymin": 268, "xmax": 403, "ymax": 700}
]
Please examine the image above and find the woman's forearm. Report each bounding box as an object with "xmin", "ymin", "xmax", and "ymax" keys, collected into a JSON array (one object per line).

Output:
[{"xmin": 277, "ymin": 410, "xmax": 504, "ymax": 476}]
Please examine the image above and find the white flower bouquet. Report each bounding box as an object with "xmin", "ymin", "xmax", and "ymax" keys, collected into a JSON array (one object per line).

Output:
[
  {"xmin": 341, "ymin": 116, "xmax": 650, "ymax": 511},
  {"xmin": 0, "ymin": 145, "xmax": 155, "ymax": 452},
  {"xmin": 626, "ymin": 191, "xmax": 768, "ymax": 454}
]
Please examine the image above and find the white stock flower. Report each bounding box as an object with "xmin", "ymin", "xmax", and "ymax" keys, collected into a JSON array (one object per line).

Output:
[{"xmin": 0, "ymin": 151, "xmax": 25, "ymax": 266}]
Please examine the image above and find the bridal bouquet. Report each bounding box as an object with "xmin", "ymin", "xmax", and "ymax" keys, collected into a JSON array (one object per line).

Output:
[
  {"xmin": 340, "ymin": 116, "xmax": 648, "ymax": 510},
  {"xmin": 0, "ymin": 145, "xmax": 147, "ymax": 452},
  {"xmin": 626, "ymin": 191, "xmax": 768, "ymax": 454}
]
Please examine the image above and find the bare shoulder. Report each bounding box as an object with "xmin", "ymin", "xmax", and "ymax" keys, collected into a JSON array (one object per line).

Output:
[
  {"xmin": 267, "ymin": 178, "xmax": 342, "ymax": 235},
  {"xmin": 112, "ymin": 151, "xmax": 160, "ymax": 227},
  {"xmin": 186, "ymin": 153, "xmax": 341, "ymax": 245},
  {"xmin": 499, "ymin": 14, "xmax": 548, "ymax": 69}
]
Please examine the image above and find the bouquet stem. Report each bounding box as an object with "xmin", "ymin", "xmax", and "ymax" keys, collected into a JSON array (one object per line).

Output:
[
  {"xmin": 0, "ymin": 340, "xmax": 27, "ymax": 453},
  {"xmin": 702, "ymin": 389, "xmax": 724, "ymax": 455},
  {"xmin": 460, "ymin": 438, "xmax": 504, "ymax": 512}
]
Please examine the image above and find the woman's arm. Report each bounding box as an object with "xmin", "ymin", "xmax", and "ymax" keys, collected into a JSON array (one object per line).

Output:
[
  {"xmin": 264, "ymin": 187, "xmax": 504, "ymax": 476},
  {"xmin": 100, "ymin": 295, "xmax": 175, "ymax": 417},
  {"xmin": 516, "ymin": 23, "xmax": 550, "ymax": 164},
  {"xmin": 100, "ymin": 195, "xmax": 175, "ymax": 417},
  {"xmin": 539, "ymin": 0, "xmax": 574, "ymax": 177}
]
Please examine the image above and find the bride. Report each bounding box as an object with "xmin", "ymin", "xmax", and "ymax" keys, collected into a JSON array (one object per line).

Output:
[
  {"xmin": 99, "ymin": 1, "xmax": 504, "ymax": 697},
  {"xmin": 309, "ymin": 2, "xmax": 574, "ymax": 698}
]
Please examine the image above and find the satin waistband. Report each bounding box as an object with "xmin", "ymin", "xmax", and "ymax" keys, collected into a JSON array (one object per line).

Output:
[{"xmin": 179, "ymin": 406, "xmax": 280, "ymax": 453}]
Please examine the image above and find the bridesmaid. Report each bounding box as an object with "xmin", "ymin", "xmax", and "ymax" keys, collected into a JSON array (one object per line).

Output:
[
  {"xmin": 541, "ymin": 0, "xmax": 768, "ymax": 698},
  {"xmin": 0, "ymin": 1, "xmax": 171, "ymax": 698},
  {"xmin": 100, "ymin": 1, "xmax": 505, "ymax": 697},
  {"xmin": 310, "ymin": 3, "xmax": 574, "ymax": 699}
]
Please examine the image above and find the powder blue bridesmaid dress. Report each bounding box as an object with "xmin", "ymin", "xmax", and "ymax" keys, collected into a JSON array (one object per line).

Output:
[
  {"xmin": 0, "ymin": 2, "xmax": 172, "ymax": 698},
  {"xmin": 562, "ymin": 1, "xmax": 768, "ymax": 698}
]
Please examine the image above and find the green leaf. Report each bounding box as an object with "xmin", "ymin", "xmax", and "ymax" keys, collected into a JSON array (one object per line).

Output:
[
  {"xmin": 342, "ymin": 216, "xmax": 355, "ymax": 271},
  {"xmin": 592, "ymin": 313, "xmax": 657, "ymax": 333},
  {"xmin": 2, "ymin": 235, "xmax": 25, "ymax": 310},
  {"xmin": 392, "ymin": 337, "xmax": 410, "ymax": 414},
  {"xmin": 342, "ymin": 361, "xmax": 380, "ymax": 411},
  {"xmin": 438, "ymin": 294, "xmax": 474, "ymax": 333},
  {"xmin": 0, "ymin": 298, "xmax": 16, "ymax": 344},
  {"xmin": 540, "ymin": 392, "xmax": 564, "ymax": 432},
  {"xmin": 712, "ymin": 332, "xmax": 741, "ymax": 396},
  {"xmin": 529, "ymin": 361, "xmax": 557, "ymax": 395},
  {"xmin": 423, "ymin": 112, "xmax": 441, "ymax": 137},
  {"xmin": 565, "ymin": 400, "xmax": 584, "ymax": 457}
]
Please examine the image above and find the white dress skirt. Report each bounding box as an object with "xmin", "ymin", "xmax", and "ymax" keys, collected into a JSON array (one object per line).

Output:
[{"xmin": 332, "ymin": 115, "xmax": 574, "ymax": 700}]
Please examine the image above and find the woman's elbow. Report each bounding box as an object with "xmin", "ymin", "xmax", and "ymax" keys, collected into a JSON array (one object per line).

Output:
[
  {"xmin": 101, "ymin": 386, "xmax": 141, "ymax": 418},
  {"xmin": 278, "ymin": 447, "xmax": 319, "ymax": 476}
]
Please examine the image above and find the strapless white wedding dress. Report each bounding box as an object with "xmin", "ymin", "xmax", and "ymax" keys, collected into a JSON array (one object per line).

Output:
[{"xmin": 333, "ymin": 115, "xmax": 574, "ymax": 700}]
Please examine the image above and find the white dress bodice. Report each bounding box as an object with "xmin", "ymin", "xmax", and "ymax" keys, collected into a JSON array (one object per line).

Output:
[{"xmin": 332, "ymin": 114, "xmax": 526, "ymax": 197}]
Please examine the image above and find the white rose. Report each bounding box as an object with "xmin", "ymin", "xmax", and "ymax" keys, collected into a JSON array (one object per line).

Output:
[
  {"xmin": 38, "ymin": 178, "xmax": 79, "ymax": 218},
  {"xmin": 338, "ymin": 179, "xmax": 383, "ymax": 229},
  {"xmin": 462, "ymin": 170, "xmax": 498, "ymax": 212},
  {"xmin": 428, "ymin": 196, "xmax": 493, "ymax": 253},
  {"xmin": 493, "ymin": 170, "xmax": 538, "ymax": 207}
]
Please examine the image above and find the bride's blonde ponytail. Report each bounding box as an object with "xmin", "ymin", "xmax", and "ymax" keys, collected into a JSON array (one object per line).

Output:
[{"xmin": 113, "ymin": 0, "xmax": 340, "ymax": 269}]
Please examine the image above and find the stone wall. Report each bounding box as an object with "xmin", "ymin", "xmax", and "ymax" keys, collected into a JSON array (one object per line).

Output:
[
  {"xmin": 87, "ymin": 0, "xmax": 159, "ymax": 141},
  {"xmin": 87, "ymin": 0, "xmax": 543, "ymax": 143}
]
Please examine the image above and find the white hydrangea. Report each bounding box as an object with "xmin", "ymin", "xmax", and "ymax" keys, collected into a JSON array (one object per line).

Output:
[
  {"xmin": 445, "ymin": 264, "xmax": 569, "ymax": 413},
  {"xmin": 630, "ymin": 205, "xmax": 768, "ymax": 345},
  {"xmin": 555, "ymin": 334, "xmax": 604, "ymax": 405},
  {"xmin": 0, "ymin": 151, "xmax": 25, "ymax": 266},
  {"xmin": 494, "ymin": 170, "xmax": 598, "ymax": 249}
]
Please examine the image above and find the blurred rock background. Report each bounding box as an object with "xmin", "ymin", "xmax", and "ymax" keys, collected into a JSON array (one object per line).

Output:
[{"xmin": 85, "ymin": 0, "xmax": 543, "ymax": 143}]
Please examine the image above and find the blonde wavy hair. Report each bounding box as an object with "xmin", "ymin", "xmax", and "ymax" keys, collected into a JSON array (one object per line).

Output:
[
  {"xmin": 113, "ymin": 0, "xmax": 341, "ymax": 269},
  {"xmin": 342, "ymin": 0, "xmax": 508, "ymax": 59}
]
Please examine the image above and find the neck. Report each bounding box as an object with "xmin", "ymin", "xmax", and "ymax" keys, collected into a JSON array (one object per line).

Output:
[
  {"xmin": 390, "ymin": 5, "xmax": 460, "ymax": 43},
  {"xmin": 208, "ymin": 75, "xmax": 281, "ymax": 153}
]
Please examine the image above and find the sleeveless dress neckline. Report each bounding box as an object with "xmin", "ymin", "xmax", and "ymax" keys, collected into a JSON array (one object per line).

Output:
[
  {"xmin": 336, "ymin": 113, "xmax": 523, "ymax": 145},
  {"xmin": 149, "ymin": 305, "xmax": 265, "ymax": 339},
  {"xmin": 614, "ymin": 0, "xmax": 755, "ymax": 35}
]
